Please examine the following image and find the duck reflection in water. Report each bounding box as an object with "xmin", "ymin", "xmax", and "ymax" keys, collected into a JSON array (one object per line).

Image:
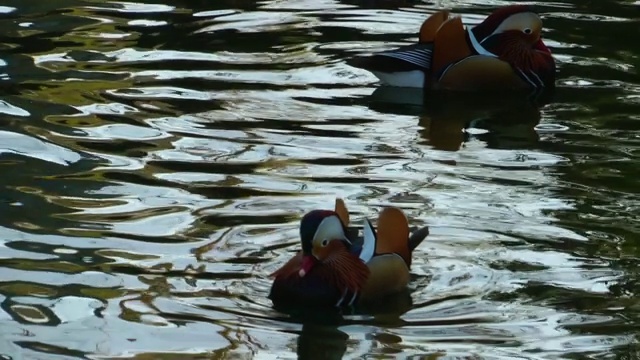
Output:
[
  {"xmin": 285, "ymin": 294, "xmax": 413, "ymax": 359},
  {"xmin": 368, "ymin": 87, "xmax": 554, "ymax": 152},
  {"xmin": 297, "ymin": 322, "xmax": 349, "ymax": 360}
]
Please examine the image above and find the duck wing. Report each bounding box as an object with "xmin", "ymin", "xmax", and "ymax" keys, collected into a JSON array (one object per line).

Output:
[
  {"xmin": 346, "ymin": 9, "xmax": 451, "ymax": 74},
  {"xmin": 431, "ymin": 16, "xmax": 475, "ymax": 81},
  {"xmin": 347, "ymin": 43, "xmax": 433, "ymax": 73},
  {"xmin": 357, "ymin": 208, "xmax": 414, "ymax": 301}
]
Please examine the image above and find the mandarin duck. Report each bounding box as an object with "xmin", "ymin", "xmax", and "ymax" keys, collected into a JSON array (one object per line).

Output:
[
  {"xmin": 269, "ymin": 199, "xmax": 430, "ymax": 308},
  {"xmin": 347, "ymin": 5, "xmax": 556, "ymax": 91}
]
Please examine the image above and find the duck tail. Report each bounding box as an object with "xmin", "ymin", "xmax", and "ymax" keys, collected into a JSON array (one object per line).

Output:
[{"xmin": 408, "ymin": 226, "xmax": 430, "ymax": 252}]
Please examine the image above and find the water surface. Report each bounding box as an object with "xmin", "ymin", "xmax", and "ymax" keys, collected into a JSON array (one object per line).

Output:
[{"xmin": 0, "ymin": 0, "xmax": 639, "ymax": 359}]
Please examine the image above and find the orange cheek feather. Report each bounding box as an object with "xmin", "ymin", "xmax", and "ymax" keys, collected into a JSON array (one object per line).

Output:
[
  {"xmin": 312, "ymin": 242, "xmax": 334, "ymax": 260},
  {"xmin": 302, "ymin": 240, "xmax": 345, "ymax": 278}
]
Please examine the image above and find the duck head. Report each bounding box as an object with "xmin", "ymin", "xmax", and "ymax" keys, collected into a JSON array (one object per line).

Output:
[
  {"xmin": 268, "ymin": 206, "xmax": 369, "ymax": 308},
  {"xmin": 298, "ymin": 209, "xmax": 351, "ymax": 277},
  {"xmin": 472, "ymin": 5, "xmax": 547, "ymax": 50},
  {"xmin": 471, "ymin": 5, "xmax": 555, "ymax": 83}
]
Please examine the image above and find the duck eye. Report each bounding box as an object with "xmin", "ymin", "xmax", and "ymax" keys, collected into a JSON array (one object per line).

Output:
[
  {"xmin": 523, "ymin": 28, "xmax": 532, "ymax": 34},
  {"xmin": 321, "ymin": 239, "xmax": 329, "ymax": 247}
]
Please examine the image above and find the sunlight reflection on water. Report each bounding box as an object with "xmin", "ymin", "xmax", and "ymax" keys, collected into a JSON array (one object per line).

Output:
[{"xmin": 0, "ymin": 0, "xmax": 638, "ymax": 358}]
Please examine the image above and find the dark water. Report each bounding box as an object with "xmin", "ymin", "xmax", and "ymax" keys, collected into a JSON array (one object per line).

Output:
[{"xmin": 0, "ymin": 0, "xmax": 638, "ymax": 358}]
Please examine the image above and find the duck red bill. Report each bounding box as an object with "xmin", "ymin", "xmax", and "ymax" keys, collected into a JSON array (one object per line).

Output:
[
  {"xmin": 534, "ymin": 38, "xmax": 551, "ymax": 54},
  {"xmin": 298, "ymin": 255, "xmax": 317, "ymax": 277}
]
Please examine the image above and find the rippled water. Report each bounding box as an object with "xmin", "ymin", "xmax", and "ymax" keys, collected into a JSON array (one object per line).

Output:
[{"xmin": 1, "ymin": 0, "xmax": 639, "ymax": 358}]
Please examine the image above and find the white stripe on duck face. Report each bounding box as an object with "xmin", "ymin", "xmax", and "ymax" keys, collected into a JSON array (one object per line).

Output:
[
  {"xmin": 314, "ymin": 215, "xmax": 351, "ymax": 245},
  {"xmin": 371, "ymin": 70, "xmax": 425, "ymax": 88}
]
